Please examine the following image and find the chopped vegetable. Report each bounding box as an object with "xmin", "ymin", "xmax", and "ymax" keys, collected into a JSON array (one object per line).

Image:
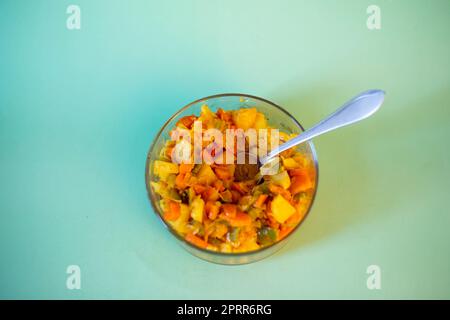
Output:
[
  {"xmin": 289, "ymin": 171, "xmax": 313, "ymax": 194},
  {"xmin": 163, "ymin": 201, "xmax": 181, "ymax": 221},
  {"xmin": 190, "ymin": 195, "xmax": 205, "ymax": 222},
  {"xmin": 205, "ymin": 201, "xmax": 221, "ymax": 220},
  {"xmin": 222, "ymin": 211, "xmax": 252, "ymax": 227},
  {"xmin": 197, "ymin": 164, "xmax": 218, "ymax": 185},
  {"xmin": 153, "ymin": 160, "xmax": 179, "ymax": 180},
  {"xmin": 282, "ymin": 157, "xmax": 300, "ymax": 169},
  {"xmin": 185, "ymin": 233, "xmax": 209, "ymax": 249},
  {"xmin": 253, "ymin": 112, "xmax": 268, "ymax": 129},
  {"xmin": 257, "ymin": 227, "xmax": 277, "ymax": 246},
  {"xmin": 253, "ymin": 194, "xmax": 268, "ymax": 208},
  {"xmin": 271, "ymin": 194, "xmax": 296, "ymax": 223},
  {"xmin": 270, "ymin": 170, "xmax": 291, "ymax": 189},
  {"xmin": 221, "ymin": 203, "xmax": 237, "ymax": 218},
  {"xmin": 168, "ymin": 203, "xmax": 190, "ymax": 234},
  {"xmin": 232, "ymin": 107, "xmax": 257, "ymax": 130}
]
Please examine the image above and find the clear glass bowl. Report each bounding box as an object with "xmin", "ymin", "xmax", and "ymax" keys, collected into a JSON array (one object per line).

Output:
[{"xmin": 145, "ymin": 93, "xmax": 319, "ymax": 265}]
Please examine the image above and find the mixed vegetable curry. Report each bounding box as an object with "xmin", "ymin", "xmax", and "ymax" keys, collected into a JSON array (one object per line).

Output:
[{"xmin": 150, "ymin": 105, "xmax": 316, "ymax": 253}]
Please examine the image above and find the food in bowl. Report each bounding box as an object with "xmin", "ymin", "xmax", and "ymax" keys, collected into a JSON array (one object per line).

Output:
[{"xmin": 149, "ymin": 104, "xmax": 316, "ymax": 253}]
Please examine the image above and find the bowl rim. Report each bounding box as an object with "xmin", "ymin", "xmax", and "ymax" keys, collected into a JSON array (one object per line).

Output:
[{"xmin": 145, "ymin": 93, "xmax": 319, "ymax": 257}]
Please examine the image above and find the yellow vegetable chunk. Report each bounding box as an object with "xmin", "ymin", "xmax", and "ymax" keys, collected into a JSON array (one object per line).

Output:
[
  {"xmin": 153, "ymin": 160, "xmax": 179, "ymax": 180},
  {"xmin": 283, "ymin": 157, "xmax": 300, "ymax": 169},
  {"xmin": 168, "ymin": 203, "xmax": 190, "ymax": 234},
  {"xmin": 253, "ymin": 112, "xmax": 268, "ymax": 129},
  {"xmin": 271, "ymin": 194, "xmax": 296, "ymax": 223},
  {"xmin": 233, "ymin": 108, "xmax": 257, "ymax": 130},
  {"xmin": 270, "ymin": 170, "xmax": 291, "ymax": 189},
  {"xmin": 190, "ymin": 195, "xmax": 205, "ymax": 222},
  {"xmin": 197, "ymin": 164, "xmax": 217, "ymax": 185},
  {"xmin": 200, "ymin": 104, "xmax": 216, "ymax": 120}
]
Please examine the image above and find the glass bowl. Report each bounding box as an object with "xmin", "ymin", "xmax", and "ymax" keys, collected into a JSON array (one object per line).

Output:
[{"xmin": 145, "ymin": 93, "xmax": 319, "ymax": 265}]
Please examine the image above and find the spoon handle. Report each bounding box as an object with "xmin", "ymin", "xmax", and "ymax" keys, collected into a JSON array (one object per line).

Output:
[{"xmin": 260, "ymin": 89, "xmax": 385, "ymax": 165}]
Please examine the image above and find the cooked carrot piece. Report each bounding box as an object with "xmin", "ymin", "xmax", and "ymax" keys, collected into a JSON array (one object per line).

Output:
[
  {"xmin": 163, "ymin": 201, "xmax": 181, "ymax": 221},
  {"xmin": 205, "ymin": 201, "xmax": 220, "ymax": 220},
  {"xmin": 179, "ymin": 163, "xmax": 195, "ymax": 174},
  {"xmin": 213, "ymin": 180, "xmax": 225, "ymax": 192},
  {"xmin": 231, "ymin": 190, "xmax": 241, "ymax": 202},
  {"xmin": 217, "ymin": 108, "xmax": 232, "ymax": 121},
  {"xmin": 223, "ymin": 211, "xmax": 252, "ymax": 227},
  {"xmin": 185, "ymin": 233, "xmax": 209, "ymax": 249},
  {"xmin": 289, "ymin": 172, "xmax": 313, "ymax": 195},
  {"xmin": 221, "ymin": 203, "xmax": 237, "ymax": 218},
  {"xmin": 176, "ymin": 115, "xmax": 197, "ymax": 129},
  {"xmin": 193, "ymin": 184, "xmax": 207, "ymax": 194},
  {"xmin": 202, "ymin": 186, "xmax": 220, "ymax": 202},
  {"xmin": 231, "ymin": 182, "xmax": 248, "ymax": 194},
  {"xmin": 175, "ymin": 173, "xmax": 187, "ymax": 190},
  {"xmin": 288, "ymin": 168, "xmax": 307, "ymax": 176},
  {"xmin": 268, "ymin": 183, "xmax": 292, "ymax": 201},
  {"xmin": 219, "ymin": 189, "xmax": 233, "ymax": 202},
  {"xmin": 253, "ymin": 194, "xmax": 268, "ymax": 208},
  {"xmin": 214, "ymin": 166, "xmax": 231, "ymax": 180}
]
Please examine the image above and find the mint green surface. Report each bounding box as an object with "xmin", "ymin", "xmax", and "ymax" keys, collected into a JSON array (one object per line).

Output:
[{"xmin": 1, "ymin": 0, "xmax": 449, "ymax": 299}]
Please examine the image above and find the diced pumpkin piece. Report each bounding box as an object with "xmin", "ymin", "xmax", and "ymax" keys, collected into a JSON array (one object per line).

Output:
[
  {"xmin": 193, "ymin": 184, "xmax": 207, "ymax": 194},
  {"xmin": 163, "ymin": 201, "xmax": 181, "ymax": 221},
  {"xmin": 190, "ymin": 195, "xmax": 205, "ymax": 222},
  {"xmin": 150, "ymin": 181, "xmax": 181, "ymax": 201},
  {"xmin": 202, "ymin": 186, "xmax": 220, "ymax": 202},
  {"xmin": 214, "ymin": 166, "xmax": 232, "ymax": 180},
  {"xmin": 219, "ymin": 189, "xmax": 233, "ymax": 203},
  {"xmin": 179, "ymin": 163, "xmax": 195, "ymax": 174},
  {"xmin": 222, "ymin": 211, "xmax": 252, "ymax": 227},
  {"xmin": 221, "ymin": 203, "xmax": 237, "ymax": 218},
  {"xmin": 175, "ymin": 173, "xmax": 188, "ymax": 190},
  {"xmin": 283, "ymin": 157, "xmax": 301, "ymax": 169},
  {"xmin": 271, "ymin": 194, "xmax": 296, "ymax": 223},
  {"xmin": 253, "ymin": 112, "xmax": 268, "ymax": 129},
  {"xmin": 176, "ymin": 115, "xmax": 197, "ymax": 129},
  {"xmin": 197, "ymin": 164, "xmax": 217, "ymax": 185},
  {"xmin": 231, "ymin": 182, "xmax": 249, "ymax": 194},
  {"xmin": 153, "ymin": 160, "xmax": 179, "ymax": 180},
  {"xmin": 289, "ymin": 171, "xmax": 313, "ymax": 194},
  {"xmin": 200, "ymin": 104, "xmax": 216, "ymax": 120},
  {"xmin": 235, "ymin": 237, "xmax": 260, "ymax": 252},
  {"xmin": 205, "ymin": 201, "xmax": 221, "ymax": 220},
  {"xmin": 211, "ymin": 222, "xmax": 228, "ymax": 238},
  {"xmin": 270, "ymin": 170, "xmax": 291, "ymax": 189},
  {"xmin": 268, "ymin": 183, "xmax": 291, "ymax": 200},
  {"xmin": 168, "ymin": 203, "xmax": 190, "ymax": 234},
  {"xmin": 213, "ymin": 180, "xmax": 225, "ymax": 192},
  {"xmin": 233, "ymin": 107, "xmax": 257, "ymax": 130}
]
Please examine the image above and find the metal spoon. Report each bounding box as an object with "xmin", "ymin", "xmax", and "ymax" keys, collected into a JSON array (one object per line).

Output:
[{"xmin": 234, "ymin": 89, "xmax": 385, "ymax": 181}]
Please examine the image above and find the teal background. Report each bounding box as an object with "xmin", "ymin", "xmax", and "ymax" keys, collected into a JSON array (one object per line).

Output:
[{"xmin": 1, "ymin": 0, "xmax": 449, "ymax": 299}]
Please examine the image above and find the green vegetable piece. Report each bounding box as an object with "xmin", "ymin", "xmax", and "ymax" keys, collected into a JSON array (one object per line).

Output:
[{"xmin": 257, "ymin": 227, "xmax": 277, "ymax": 246}]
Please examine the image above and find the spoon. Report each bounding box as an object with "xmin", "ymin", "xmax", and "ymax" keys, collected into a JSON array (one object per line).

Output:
[{"xmin": 234, "ymin": 89, "xmax": 385, "ymax": 181}]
